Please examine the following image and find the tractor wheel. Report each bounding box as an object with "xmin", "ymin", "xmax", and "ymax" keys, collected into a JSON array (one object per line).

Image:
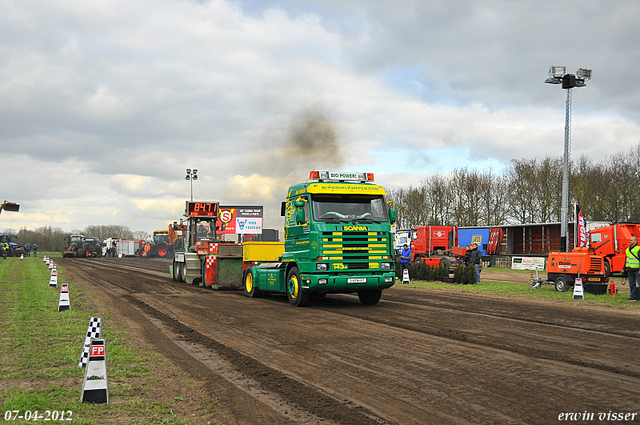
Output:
[
  {"xmin": 156, "ymin": 243, "xmax": 169, "ymax": 258},
  {"xmin": 358, "ymin": 290, "xmax": 382, "ymax": 305},
  {"xmin": 172, "ymin": 260, "xmax": 180, "ymax": 281},
  {"xmin": 243, "ymin": 269, "xmax": 262, "ymax": 298},
  {"xmin": 554, "ymin": 275, "xmax": 570, "ymax": 292},
  {"xmin": 180, "ymin": 262, "xmax": 187, "ymax": 283},
  {"xmin": 201, "ymin": 265, "xmax": 209, "ymax": 287},
  {"xmin": 286, "ymin": 267, "xmax": 310, "ymax": 307}
]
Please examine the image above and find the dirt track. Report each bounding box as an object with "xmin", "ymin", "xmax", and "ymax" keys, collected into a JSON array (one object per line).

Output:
[{"xmin": 61, "ymin": 258, "xmax": 640, "ymax": 424}]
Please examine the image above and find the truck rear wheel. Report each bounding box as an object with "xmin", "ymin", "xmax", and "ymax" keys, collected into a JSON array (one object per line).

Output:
[
  {"xmin": 286, "ymin": 267, "xmax": 310, "ymax": 307},
  {"xmin": 604, "ymin": 260, "xmax": 611, "ymax": 278},
  {"xmin": 439, "ymin": 257, "xmax": 451, "ymax": 271},
  {"xmin": 554, "ymin": 276, "xmax": 570, "ymax": 292},
  {"xmin": 358, "ymin": 290, "xmax": 382, "ymax": 305},
  {"xmin": 243, "ymin": 270, "xmax": 263, "ymax": 298}
]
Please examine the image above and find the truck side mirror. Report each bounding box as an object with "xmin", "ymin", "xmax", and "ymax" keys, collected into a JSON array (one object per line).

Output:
[
  {"xmin": 296, "ymin": 208, "xmax": 306, "ymax": 225},
  {"xmin": 281, "ymin": 201, "xmax": 286, "ymax": 216},
  {"xmin": 389, "ymin": 207, "xmax": 397, "ymax": 225}
]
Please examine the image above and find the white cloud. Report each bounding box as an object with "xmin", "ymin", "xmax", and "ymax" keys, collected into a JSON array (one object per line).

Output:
[{"xmin": 1, "ymin": 0, "xmax": 639, "ymax": 234}]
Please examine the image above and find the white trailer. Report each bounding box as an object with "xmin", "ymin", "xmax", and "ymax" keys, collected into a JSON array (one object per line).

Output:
[{"xmin": 116, "ymin": 240, "xmax": 142, "ymax": 257}]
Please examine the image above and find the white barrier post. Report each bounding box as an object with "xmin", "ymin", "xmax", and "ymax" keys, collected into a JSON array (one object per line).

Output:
[
  {"xmin": 79, "ymin": 318, "xmax": 103, "ymax": 367},
  {"xmin": 80, "ymin": 338, "xmax": 109, "ymax": 404},
  {"xmin": 49, "ymin": 269, "xmax": 58, "ymax": 287},
  {"xmin": 402, "ymin": 269, "xmax": 410, "ymax": 285},
  {"xmin": 573, "ymin": 277, "xmax": 584, "ymax": 300},
  {"xmin": 58, "ymin": 284, "xmax": 70, "ymax": 311}
]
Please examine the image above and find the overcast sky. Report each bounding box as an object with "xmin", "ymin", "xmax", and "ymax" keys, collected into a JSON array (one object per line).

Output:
[{"xmin": 1, "ymin": 0, "xmax": 639, "ymax": 236}]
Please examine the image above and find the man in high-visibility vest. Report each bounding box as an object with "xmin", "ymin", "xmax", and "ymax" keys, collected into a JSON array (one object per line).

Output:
[{"xmin": 625, "ymin": 236, "xmax": 640, "ymax": 301}]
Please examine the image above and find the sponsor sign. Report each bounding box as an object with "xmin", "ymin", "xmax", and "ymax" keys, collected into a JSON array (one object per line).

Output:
[
  {"xmin": 217, "ymin": 206, "xmax": 263, "ymax": 235},
  {"xmin": 90, "ymin": 345, "xmax": 105, "ymax": 357},
  {"xmin": 511, "ymin": 256, "xmax": 546, "ymax": 271}
]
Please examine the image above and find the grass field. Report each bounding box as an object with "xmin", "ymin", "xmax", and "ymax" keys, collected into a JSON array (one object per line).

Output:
[{"xmin": 0, "ymin": 257, "xmax": 194, "ymax": 424}]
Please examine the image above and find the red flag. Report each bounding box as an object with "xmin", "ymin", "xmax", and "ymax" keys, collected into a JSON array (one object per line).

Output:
[{"xmin": 575, "ymin": 203, "xmax": 587, "ymax": 247}]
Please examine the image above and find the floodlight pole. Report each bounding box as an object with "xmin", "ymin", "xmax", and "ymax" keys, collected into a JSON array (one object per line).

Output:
[
  {"xmin": 185, "ymin": 169, "xmax": 198, "ymax": 202},
  {"xmin": 561, "ymin": 88, "xmax": 572, "ymax": 253},
  {"xmin": 546, "ymin": 66, "xmax": 591, "ymax": 252}
]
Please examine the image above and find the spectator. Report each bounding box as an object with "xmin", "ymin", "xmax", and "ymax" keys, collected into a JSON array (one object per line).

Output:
[
  {"xmin": 400, "ymin": 244, "xmax": 412, "ymax": 282},
  {"xmin": 624, "ymin": 236, "xmax": 640, "ymax": 301},
  {"xmin": 468, "ymin": 243, "xmax": 482, "ymax": 282}
]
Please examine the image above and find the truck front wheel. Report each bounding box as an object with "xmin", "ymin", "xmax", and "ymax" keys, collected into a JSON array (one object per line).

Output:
[
  {"xmin": 554, "ymin": 276, "xmax": 570, "ymax": 292},
  {"xmin": 286, "ymin": 268, "xmax": 310, "ymax": 307},
  {"xmin": 604, "ymin": 260, "xmax": 611, "ymax": 278},
  {"xmin": 358, "ymin": 290, "xmax": 382, "ymax": 305}
]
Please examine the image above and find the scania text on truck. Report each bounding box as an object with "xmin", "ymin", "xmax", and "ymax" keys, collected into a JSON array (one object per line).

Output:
[{"xmin": 244, "ymin": 171, "xmax": 397, "ymax": 307}]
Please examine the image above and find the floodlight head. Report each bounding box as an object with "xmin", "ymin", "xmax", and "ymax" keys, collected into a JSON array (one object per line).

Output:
[
  {"xmin": 545, "ymin": 77, "xmax": 562, "ymax": 84},
  {"xmin": 549, "ymin": 65, "xmax": 567, "ymax": 78},
  {"xmin": 192, "ymin": 175, "xmax": 198, "ymax": 180},
  {"xmin": 576, "ymin": 68, "xmax": 592, "ymax": 80},
  {"xmin": 186, "ymin": 168, "xmax": 191, "ymax": 174},
  {"xmin": 185, "ymin": 175, "xmax": 190, "ymax": 180},
  {"xmin": 193, "ymin": 169, "xmax": 198, "ymax": 175}
]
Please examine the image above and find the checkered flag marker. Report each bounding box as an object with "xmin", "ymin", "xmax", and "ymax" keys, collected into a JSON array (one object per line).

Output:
[{"xmin": 79, "ymin": 317, "xmax": 103, "ymax": 367}]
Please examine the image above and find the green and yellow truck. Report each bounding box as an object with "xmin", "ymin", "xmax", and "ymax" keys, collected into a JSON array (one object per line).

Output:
[{"xmin": 243, "ymin": 171, "xmax": 397, "ymax": 306}]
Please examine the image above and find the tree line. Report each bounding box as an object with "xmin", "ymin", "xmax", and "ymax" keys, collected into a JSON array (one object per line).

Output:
[
  {"xmin": 387, "ymin": 145, "xmax": 640, "ymax": 229},
  {"xmin": 2, "ymin": 225, "xmax": 150, "ymax": 253}
]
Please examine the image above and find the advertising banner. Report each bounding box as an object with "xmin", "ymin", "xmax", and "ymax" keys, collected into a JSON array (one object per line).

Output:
[
  {"xmin": 217, "ymin": 206, "xmax": 263, "ymax": 235},
  {"xmin": 511, "ymin": 256, "xmax": 546, "ymax": 271}
]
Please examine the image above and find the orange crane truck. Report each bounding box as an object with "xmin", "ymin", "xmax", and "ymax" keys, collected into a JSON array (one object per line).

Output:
[{"xmin": 588, "ymin": 223, "xmax": 640, "ymax": 276}]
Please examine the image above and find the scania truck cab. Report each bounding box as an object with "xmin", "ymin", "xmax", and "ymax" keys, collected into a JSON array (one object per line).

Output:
[{"xmin": 244, "ymin": 171, "xmax": 397, "ymax": 306}]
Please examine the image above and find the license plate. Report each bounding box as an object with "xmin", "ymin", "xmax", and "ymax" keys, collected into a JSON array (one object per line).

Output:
[
  {"xmin": 587, "ymin": 277, "xmax": 601, "ymax": 282},
  {"xmin": 348, "ymin": 278, "xmax": 367, "ymax": 284}
]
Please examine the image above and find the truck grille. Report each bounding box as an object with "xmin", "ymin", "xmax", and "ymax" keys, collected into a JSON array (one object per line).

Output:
[{"xmin": 321, "ymin": 231, "xmax": 389, "ymax": 260}]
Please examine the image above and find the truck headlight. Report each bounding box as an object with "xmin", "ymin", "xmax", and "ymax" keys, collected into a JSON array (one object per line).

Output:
[
  {"xmin": 381, "ymin": 263, "xmax": 392, "ymax": 270},
  {"xmin": 316, "ymin": 263, "xmax": 329, "ymax": 271},
  {"xmin": 318, "ymin": 278, "xmax": 328, "ymax": 285},
  {"xmin": 385, "ymin": 276, "xmax": 394, "ymax": 283}
]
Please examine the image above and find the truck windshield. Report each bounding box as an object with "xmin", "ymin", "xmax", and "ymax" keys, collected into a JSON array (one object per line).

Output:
[
  {"xmin": 311, "ymin": 195, "xmax": 388, "ymax": 223},
  {"xmin": 70, "ymin": 236, "xmax": 83, "ymax": 244}
]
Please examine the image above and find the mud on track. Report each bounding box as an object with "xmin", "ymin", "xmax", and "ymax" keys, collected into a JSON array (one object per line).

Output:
[{"xmin": 61, "ymin": 258, "xmax": 640, "ymax": 425}]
